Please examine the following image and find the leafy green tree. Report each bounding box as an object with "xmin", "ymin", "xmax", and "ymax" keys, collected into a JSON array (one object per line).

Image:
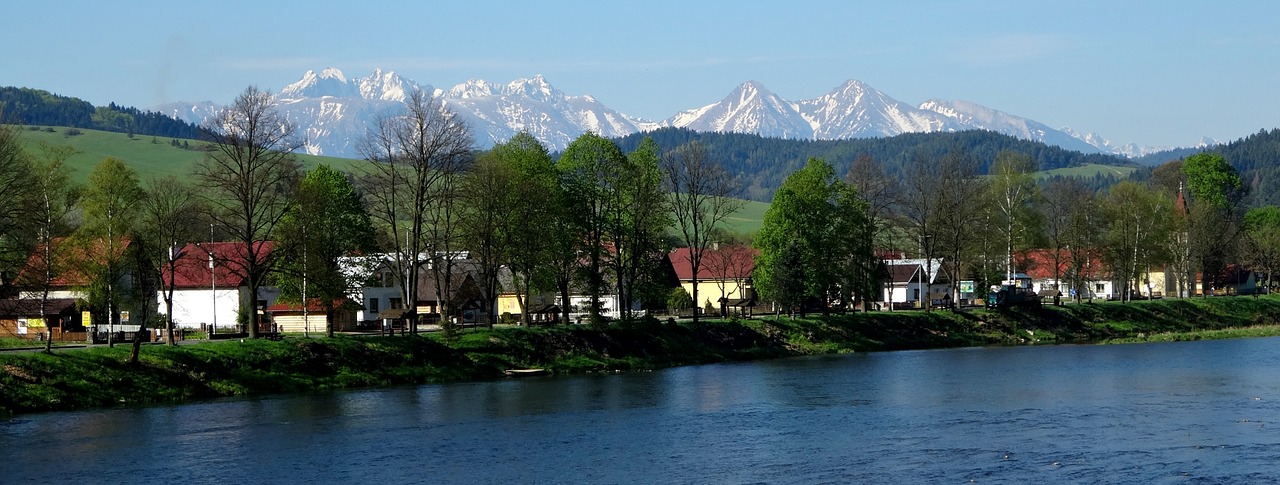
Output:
[
  {"xmin": 488, "ymin": 133, "xmax": 565, "ymax": 325},
  {"xmin": 662, "ymin": 141, "xmax": 741, "ymax": 323},
  {"xmin": 458, "ymin": 150, "xmax": 516, "ymax": 328},
  {"xmin": 0, "ymin": 113, "xmax": 35, "ymax": 275},
  {"xmin": 77, "ymin": 157, "xmax": 143, "ymax": 349},
  {"xmin": 754, "ymin": 158, "xmax": 848, "ymax": 312},
  {"xmin": 1182, "ymin": 152, "xmax": 1244, "ymax": 296},
  {"xmin": 1243, "ymin": 206, "xmax": 1280, "ymax": 292},
  {"xmin": 769, "ymin": 237, "xmax": 807, "ymax": 317},
  {"xmin": 197, "ymin": 86, "xmax": 302, "ymax": 338},
  {"xmin": 1184, "ymin": 153, "xmax": 1241, "ymax": 210},
  {"xmin": 558, "ymin": 132, "xmax": 627, "ymax": 324},
  {"xmin": 611, "ymin": 137, "xmax": 671, "ymax": 321},
  {"xmin": 1100, "ymin": 181, "xmax": 1172, "ymax": 301},
  {"xmin": 275, "ymin": 164, "xmax": 375, "ymax": 337}
]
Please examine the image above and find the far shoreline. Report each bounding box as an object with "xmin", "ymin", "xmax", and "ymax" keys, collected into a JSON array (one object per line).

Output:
[{"xmin": 3, "ymin": 295, "xmax": 1279, "ymax": 417}]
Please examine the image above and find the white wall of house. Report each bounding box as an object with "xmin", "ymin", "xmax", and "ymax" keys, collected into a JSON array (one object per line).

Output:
[
  {"xmin": 356, "ymin": 286, "xmax": 404, "ymax": 323},
  {"xmin": 163, "ymin": 287, "xmax": 280, "ymax": 329},
  {"xmin": 882, "ymin": 282, "xmax": 950, "ymax": 306}
]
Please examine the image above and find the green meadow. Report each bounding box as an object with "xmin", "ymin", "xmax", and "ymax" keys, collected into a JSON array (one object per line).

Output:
[
  {"xmin": 14, "ymin": 126, "xmax": 364, "ymax": 182},
  {"xmin": 1035, "ymin": 163, "xmax": 1137, "ymax": 180}
]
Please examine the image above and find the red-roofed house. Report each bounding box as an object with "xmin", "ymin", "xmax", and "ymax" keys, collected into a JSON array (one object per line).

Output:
[
  {"xmin": 669, "ymin": 245, "xmax": 758, "ymax": 315},
  {"xmin": 162, "ymin": 241, "xmax": 280, "ymax": 330},
  {"xmin": 1016, "ymin": 249, "xmax": 1116, "ymax": 300},
  {"xmin": 15, "ymin": 236, "xmax": 135, "ymax": 334}
]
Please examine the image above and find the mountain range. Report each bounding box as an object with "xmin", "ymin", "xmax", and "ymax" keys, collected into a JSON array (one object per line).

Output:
[{"xmin": 157, "ymin": 68, "xmax": 1207, "ymax": 159}]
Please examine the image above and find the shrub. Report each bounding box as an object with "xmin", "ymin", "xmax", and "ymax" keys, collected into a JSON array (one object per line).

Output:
[
  {"xmin": 667, "ymin": 287, "xmax": 693, "ymax": 310},
  {"xmin": 64, "ymin": 128, "xmax": 82, "ymax": 136}
]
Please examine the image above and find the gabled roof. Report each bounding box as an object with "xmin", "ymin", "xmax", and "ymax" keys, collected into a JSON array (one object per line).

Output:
[
  {"xmin": 669, "ymin": 246, "xmax": 758, "ymax": 281},
  {"xmin": 18, "ymin": 237, "xmax": 132, "ymax": 288},
  {"xmin": 884, "ymin": 259, "xmax": 944, "ymax": 285},
  {"xmin": 1017, "ymin": 249, "xmax": 1106, "ymax": 280},
  {"xmin": 165, "ymin": 241, "xmax": 274, "ymax": 289}
]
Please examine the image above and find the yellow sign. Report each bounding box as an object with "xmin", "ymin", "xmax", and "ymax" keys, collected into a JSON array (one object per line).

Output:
[
  {"xmin": 26, "ymin": 317, "xmax": 45, "ymax": 329},
  {"xmin": 82, "ymin": 310, "xmax": 92, "ymax": 326}
]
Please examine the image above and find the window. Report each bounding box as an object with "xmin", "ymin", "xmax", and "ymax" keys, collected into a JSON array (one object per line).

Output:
[
  {"xmin": 390, "ymin": 298, "xmax": 403, "ymax": 309},
  {"xmin": 368, "ymin": 298, "xmax": 380, "ymax": 313}
]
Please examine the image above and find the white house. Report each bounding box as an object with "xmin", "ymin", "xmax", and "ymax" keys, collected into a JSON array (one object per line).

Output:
[
  {"xmin": 881, "ymin": 258, "xmax": 949, "ymax": 308},
  {"xmin": 161, "ymin": 241, "xmax": 280, "ymax": 331}
]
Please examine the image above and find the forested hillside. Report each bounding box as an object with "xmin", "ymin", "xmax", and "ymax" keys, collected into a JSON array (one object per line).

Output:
[
  {"xmin": 0, "ymin": 87, "xmax": 200, "ymax": 139},
  {"xmin": 614, "ymin": 128, "xmax": 1134, "ymax": 200}
]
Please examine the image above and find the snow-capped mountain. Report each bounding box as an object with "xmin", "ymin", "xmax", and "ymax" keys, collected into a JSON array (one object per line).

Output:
[
  {"xmin": 919, "ymin": 99, "xmax": 1102, "ymax": 154},
  {"xmin": 799, "ymin": 80, "xmax": 951, "ymax": 138},
  {"xmin": 159, "ymin": 68, "xmax": 1193, "ymax": 158},
  {"xmin": 668, "ymin": 81, "xmax": 812, "ymax": 139},
  {"xmin": 445, "ymin": 74, "xmax": 653, "ymax": 153}
]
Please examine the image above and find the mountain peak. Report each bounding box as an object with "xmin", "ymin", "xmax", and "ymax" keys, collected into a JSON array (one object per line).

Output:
[
  {"xmin": 281, "ymin": 68, "xmax": 359, "ymax": 99},
  {"xmin": 505, "ymin": 74, "xmax": 561, "ymax": 102},
  {"xmin": 358, "ymin": 68, "xmax": 413, "ymax": 102}
]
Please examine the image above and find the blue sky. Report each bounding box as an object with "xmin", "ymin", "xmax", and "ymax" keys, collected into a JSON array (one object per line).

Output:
[{"xmin": 5, "ymin": 1, "xmax": 1278, "ymax": 148}]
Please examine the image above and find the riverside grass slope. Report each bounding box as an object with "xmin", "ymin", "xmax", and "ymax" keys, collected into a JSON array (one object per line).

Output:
[{"xmin": 4, "ymin": 295, "xmax": 1280, "ymax": 417}]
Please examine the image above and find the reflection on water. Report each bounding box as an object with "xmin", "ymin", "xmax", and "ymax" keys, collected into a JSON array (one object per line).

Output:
[{"xmin": 6, "ymin": 337, "xmax": 1280, "ymax": 482}]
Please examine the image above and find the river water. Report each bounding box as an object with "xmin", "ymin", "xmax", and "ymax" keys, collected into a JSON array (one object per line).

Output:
[{"xmin": 6, "ymin": 337, "xmax": 1280, "ymax": 483}]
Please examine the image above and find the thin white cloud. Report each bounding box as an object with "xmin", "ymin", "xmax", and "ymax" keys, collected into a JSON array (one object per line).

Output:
[
  {"xmin": 950, "ymin": 33, "xmax": 1069, "ymax": 66},
  {"xmin": 216, "ymin": 57, "xmax": 331, "ymax": 71}
]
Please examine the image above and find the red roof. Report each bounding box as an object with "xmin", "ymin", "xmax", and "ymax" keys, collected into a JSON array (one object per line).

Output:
[
  {"xmin": 18, "ymin": 237, "xmax": 131, "ymax": 288},
  {"xmin": 1016, "ymin": 249, "xmax": 1105, "ymax": 280},
  {"xmin": 669, "ymin": 246, "xmax": 758, "ymax": 281},
  {"xmin": 164, "ymin": 241, "xmax": 274, "ymax": 289}
]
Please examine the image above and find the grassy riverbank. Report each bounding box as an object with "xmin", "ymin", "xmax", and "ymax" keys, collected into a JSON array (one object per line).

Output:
[{"xmin": 3, "ymin": 295, "xmax": 1280, "ymax": 417}]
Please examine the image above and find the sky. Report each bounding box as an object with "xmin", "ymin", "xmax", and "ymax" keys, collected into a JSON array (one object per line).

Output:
[{"xmin": 4, "ymin": 1, "xmax": 1278, "ymax": 148}]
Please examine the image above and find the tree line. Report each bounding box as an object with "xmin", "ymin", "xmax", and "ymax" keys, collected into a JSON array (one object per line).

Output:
[
  {"xmin": 0, "ymin": 87, "xmax": 200, "ymax": 139},
  {"xmin": 614, "ymin": 127, "xmax": 1135, "ymax": 201},
  {"xmin": 751, "ymin": 144, "xmax": 1277, "ymax": 316},
  {"xmin": 0, "ymin": 86, "xmax": 745, "ymax": 349}
]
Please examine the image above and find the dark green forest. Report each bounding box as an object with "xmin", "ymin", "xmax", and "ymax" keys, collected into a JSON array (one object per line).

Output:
[
  {"xmin": 614, "ymin": 127, "xmax": 1135, "ymax": 200},
  {"xmin": 0, "ymin": 87, "xmax": 200, "ymax": 139}
]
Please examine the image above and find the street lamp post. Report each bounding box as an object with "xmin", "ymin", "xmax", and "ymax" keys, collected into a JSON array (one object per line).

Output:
[{"xmin": 210, "ymin": 223, "xmax": 216, "ymax": 337}]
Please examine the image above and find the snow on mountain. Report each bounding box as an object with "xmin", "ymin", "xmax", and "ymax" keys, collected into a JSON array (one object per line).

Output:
[
  {"xmin": 162, "ymin": 68, "xmax": 1194, "ymax": 159},
  {"xmin": 800, "ymin": 80, "xmax": 952, "ymax": 138},
  {"xmin": 442, "ymin": 74, "xmax": 649, "ymax": 152},
  {"xmin": 919, "ymin": 99, "xmax": 1102, "ymax": 154},
  {"xmin": 666, "ymin": 81, "xmax": 812, "ymax": 139}
]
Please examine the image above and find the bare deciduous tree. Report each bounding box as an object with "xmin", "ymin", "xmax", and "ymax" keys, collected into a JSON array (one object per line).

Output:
[
  {"xmin": 197, "ymin": 86, "xmax": 301, "ymax": 338},
  {"xmin": 662, "ymin": 141, "xmax": 741, "ymax": 323},
  {"xmin": 140, "ymin": 176, "xmax": 204, "ymax": 345},
  {"xmin": 359, "ymin": 89, "xmax": 473, "ymax": 335}
]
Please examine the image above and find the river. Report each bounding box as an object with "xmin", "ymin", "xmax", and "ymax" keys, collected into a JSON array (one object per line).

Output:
[{"xmin": 6, "ymin": 337, "xmax": 1280, "ymax": 483}]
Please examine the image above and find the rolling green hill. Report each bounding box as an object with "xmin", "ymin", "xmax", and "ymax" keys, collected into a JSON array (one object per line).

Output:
[
  {"xmin": 12, "ymin": 125, "xmax": 773, "ymax": 236},
  {"xmin": 13, "ymin": 126, "xmax": 365, "ymax": 182}
]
